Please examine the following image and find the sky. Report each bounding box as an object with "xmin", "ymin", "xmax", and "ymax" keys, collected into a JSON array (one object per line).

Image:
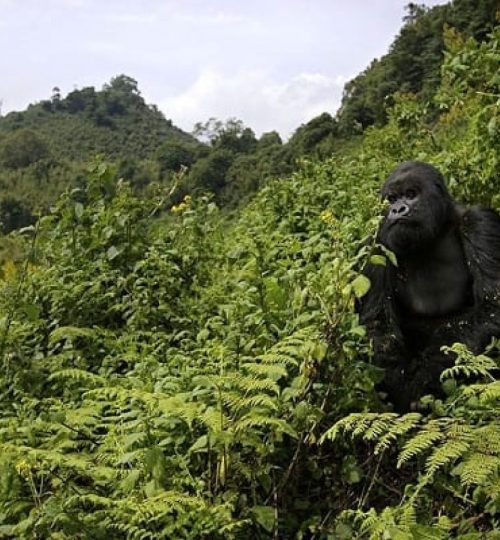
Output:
[{"xmin": 0, "ymin": 0, "xmax": 448, "ymax": 138}]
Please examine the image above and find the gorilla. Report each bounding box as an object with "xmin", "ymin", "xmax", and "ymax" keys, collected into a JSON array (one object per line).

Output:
[{"xmin": 359, "ymin": 161, "xmax": 500, "ymax": 411}]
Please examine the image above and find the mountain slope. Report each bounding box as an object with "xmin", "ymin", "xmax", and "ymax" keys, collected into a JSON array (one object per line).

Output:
[{"xmin": 0, "ymin": 75, "xmax": 196, "ymax": 163}]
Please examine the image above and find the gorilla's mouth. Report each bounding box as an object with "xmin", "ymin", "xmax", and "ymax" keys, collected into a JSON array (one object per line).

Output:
[{"xmin": 390, "ymin": 217, "xmax": 416, "ymax": 227}]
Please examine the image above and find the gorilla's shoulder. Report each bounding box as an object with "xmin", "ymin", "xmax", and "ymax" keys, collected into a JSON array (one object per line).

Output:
[
  {"xmin": 460, "ymin": 205, "xmax": 500, "ymax": 242},
  {"xmin": 459, "ymin": 205, "xmax": 500, "ymax": 299}
]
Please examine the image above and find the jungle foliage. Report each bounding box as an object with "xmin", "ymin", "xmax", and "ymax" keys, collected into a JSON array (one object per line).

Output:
[
  {"xmin": 0, "ymin": 19, "xmax": 499, "ymax": 539},
  {"xmin": 336, "ymin": 0, "xmax": 499, "ymax": 133}
]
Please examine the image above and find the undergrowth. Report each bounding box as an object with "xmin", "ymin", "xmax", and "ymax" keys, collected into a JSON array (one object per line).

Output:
[{"xmin": 0, "ymin": 24, "xmax": 499, "ymax": 540}]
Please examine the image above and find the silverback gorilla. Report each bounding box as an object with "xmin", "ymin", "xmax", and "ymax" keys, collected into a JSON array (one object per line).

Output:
[{"xmin": 359, "ymin": 161, "xmax": 500, "ymax": 411}]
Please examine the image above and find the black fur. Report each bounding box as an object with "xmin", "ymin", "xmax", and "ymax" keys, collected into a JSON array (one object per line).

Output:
[{"xmin": 359, "ymin": 161, "xmax": 500, "ymax": 411}]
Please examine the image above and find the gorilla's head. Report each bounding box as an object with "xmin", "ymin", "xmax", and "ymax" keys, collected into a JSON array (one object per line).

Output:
[{"xmin": 378, "ymin": 161, "xmax": 455, "ymax": 256}]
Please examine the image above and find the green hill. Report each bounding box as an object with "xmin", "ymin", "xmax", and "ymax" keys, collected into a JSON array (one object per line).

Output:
[
  {"xmin": 0, "ymin": 75, "xmax": 205, "ymax": 232},
  {"xmin": 0, "ymin": 75, "xmax": 196, "ymax": 162}
]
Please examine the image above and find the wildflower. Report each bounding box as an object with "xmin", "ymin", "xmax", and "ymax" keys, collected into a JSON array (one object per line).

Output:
[
  {"xmin": 320, "ymin": 210, "xmax": 336, "ymax": 226},
  {"xmin": 2, "ymin": 259, "xmax": 17, "ymax": 280},
  {"xmin": 171, "ymin": 195, "xmax": 192, "ymax": 214},
  {"xmin": 171, "ymin": 202, "xmax": 187, "ymax": 214},
  {"xmin": 16, "ymin": 459, "xmax": 30, "ymax": 478}
]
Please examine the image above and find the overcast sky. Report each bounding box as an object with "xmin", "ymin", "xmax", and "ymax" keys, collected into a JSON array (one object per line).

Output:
[{"xmin": 1, "ymin": 0, "xmax": 447, "ymax": 138}]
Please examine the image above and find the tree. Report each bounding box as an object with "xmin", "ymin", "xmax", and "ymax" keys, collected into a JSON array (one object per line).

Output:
[
  {"xmin": 257, "ymin": 131, "xmax": 283, "ymax": 149},
  {"xmin": 188, "ymin": 148, "xmax": 234, "ymax": 195},
  {"xmin": 0, "ymin": 129, "xmax": 49, "ymax": 169},
  {"xmin": 335, "ymin": 0, "xmax": 499, "ymax": 134},
  {"xmin": 65, "ymin": 86, "xmax": 97, "ymax": 114},
  {"xmin": 193, "ymin": 118, "xmax": 257, "ymax": 153},
  {"xmin": 156, "ymin": 140, "xmax": 198, "ymax": 174},
  {"xmin": 288, "ymin": 113, "xmax": 338, "ymax": 157},
  {"xmin": 106, "ymin": 74, "xmax": 141, "ymax": 96},
  {"xmin": 0, "ymin": 196, "xmax": 35, "ymax": 233}
]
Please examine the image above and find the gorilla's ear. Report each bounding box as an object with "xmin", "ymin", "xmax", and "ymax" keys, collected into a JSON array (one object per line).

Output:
[
  {"xmin": 435, "ymin": 182, "xmax": 447, "ymax": 196},
  {"xmin": 433, "ymin": 178, "xmax": 453, "ymax": 201}
]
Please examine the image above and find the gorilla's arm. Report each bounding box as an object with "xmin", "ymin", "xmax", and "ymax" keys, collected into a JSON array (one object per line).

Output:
[
  {"xmin": 358, "ymin": 260, "xmax": 412, "ymax": 409},
  {"xmin": 412, "ymin": 207, "xmax": 500, "ymax": 357}
]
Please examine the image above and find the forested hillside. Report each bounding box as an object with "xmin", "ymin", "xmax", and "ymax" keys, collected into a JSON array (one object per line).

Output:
[
  {"xmin": 336, "ymin": 0, "xmax": 499, "ymax": 132},
  {"xmin": 0, "ymin": 75, "xmax": 195, "ymax": 162},
  {"xmin": 0, "ymin": 15, "xmax": 499, "ymax": 538}
]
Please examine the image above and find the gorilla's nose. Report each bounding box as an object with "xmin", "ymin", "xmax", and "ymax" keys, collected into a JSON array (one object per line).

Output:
[{"xmin": 388, "ymin": 202, "xmax": 410, "ymax": 220}]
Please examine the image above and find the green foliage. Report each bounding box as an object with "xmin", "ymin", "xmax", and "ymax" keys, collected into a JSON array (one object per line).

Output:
[
  {"xmin": 321, "ymin": 328, "xmax": 500, "ymax": 538},
  {"xmin": 0, "ymin": 16, "xmax": 499, "ymax": 540},
  {"xmin": 0, "ymin": 76, "xmax": 199, "ymax": 232},
  {"xmin": 287, "ymin": 112, "xmax": 338, "ymax": 159},
  {"xmin": 0, "ymin": 128, "xmax": 49, "ymax": 169},
  {"xmin": 0, "ymin": 76, "xmax": 193, "ymax": 163},
  {"xmin": 337, "ymin": 0, "xmax": 498, "ymax": 134},
  {"xmin": 0, "ymin": 136, "xmax": 381, "ymax": 537}
]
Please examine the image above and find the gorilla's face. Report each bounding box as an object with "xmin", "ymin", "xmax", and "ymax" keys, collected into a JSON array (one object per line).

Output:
[{"xmin": 378, "ymin": 161, "xmax": 454, "ymax": 256}]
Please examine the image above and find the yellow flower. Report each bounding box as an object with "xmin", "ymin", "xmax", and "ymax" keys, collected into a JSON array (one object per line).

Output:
[
  {"xmin": 2, "ymin": 259, "xmax": 17, "ymax": 280},
  {"xmin": 320, "ymin": 210, "xmax": 336, "ymax": 226},
  {"xmin": 171, "ymin": 201, "xmax": 189, "ymax": 214},
  {"xmin": 16, "ymin": 459, "xmax": 30, "ymax": 477}
]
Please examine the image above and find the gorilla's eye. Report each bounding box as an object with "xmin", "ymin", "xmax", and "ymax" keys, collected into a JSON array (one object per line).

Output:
[
  {"xmin": 387, "ymin": 194, "xmax": 398, "ymax": 204},
  {"xmin": 405, "ymin": 189, "xmax": 417, "ymax": 199}
]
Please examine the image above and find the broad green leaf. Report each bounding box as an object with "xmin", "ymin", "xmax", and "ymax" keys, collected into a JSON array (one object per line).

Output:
[
  {"xmin": 370, "ymin": 254, "xmax": 386, "ymax": 266},
  {"xmin": 251, "ymin": 505, "xmax": 275, "ymax": 532},
  {"xmin": 107, "ymin": 245, "xmax": 120, "ymax": 260},
  {"xmin": 352, "ymin": 274, "xmax": 371, "ymax": 298},
  {"xmin": 381, "ymin": 245, "xmax": 398, "ymax": 266},
  {"xmin": 74, "ymin": 202, "xmax": 84, "ymax": 219}
]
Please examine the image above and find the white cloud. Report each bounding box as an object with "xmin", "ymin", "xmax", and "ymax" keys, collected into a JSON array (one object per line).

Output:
[
  {"xmin": 84, "ymin": 41, "xmax": 122, "ymax": 54},
  {"xmin": 176, "ymin": 10, "xmax": 248, "ymax": 25},
  {"xmin": 52, "ymin": 0, "xmax": 88, "ymax": 7},
  {"xmin": 160, "ymin": 69, "xmax": 349, "ymax": 138},
  {"xmin": 103, "ymin": 12, "xmax": 157, "ymax": 24}
]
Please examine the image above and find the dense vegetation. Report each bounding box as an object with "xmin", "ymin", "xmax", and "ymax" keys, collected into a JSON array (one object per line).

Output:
[
  {"xmin": 336, "ymin": 0, "xmax": 499, "ymax": 132},
  {"xmin": 0, "ymin": 15, "xmax": 499, "ymax": 537}
]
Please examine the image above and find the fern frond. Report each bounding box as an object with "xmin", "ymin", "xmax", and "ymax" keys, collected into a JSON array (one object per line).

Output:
[
  {"xmin": 477, "ymin": 381, "xmax": 500, "ymax": 405},
  {"xmin": 235, "ymin": 413, "xmax": 297, "ymax": 438},
  {"xmin": 230, "ymin": 374, "xmax": 280, "ymax": 394},
  {"xmin": 200, "ymin": 407, "xmax": 229, "ymax": 432},
  {"xmin": 460, "ymin": 453, "xmax": 499, "ymax": 486},
  {"xmin": 374, "ymin": 413, "xmax": 421, "ymax": 454},
  {"xmin": 441, "ymin": 344, "xmax": 497, "ymax": 381},
  {"xmin": 231, "ymin": 394, "xmax": 279, "ymax": 413},
  {"xmin": 399, "ymin": 504, "xmax": 416, "ymax": 530},
  {"xmin": 241, "ymin": 362, "xmax": 288, "ymax": 380},
  {"xmin": 320, "ymin": 412, "xmax": 392, "ymax": 443},
  {"xmin": 63, "ymin": 493, "xmax": 113, "ymax": 511},
  {"xmin": 425, "ymin": 438, "xmax": 471, "ymax": 478},
  {"xmin": 474, "ymin": 424, "xmax": 500, "ymax": 454},
  {"xmin": 398, "ymin": 428, "xmax": 444, "ymax": 467},
  {"xmin": 156, "ymin": 397, "xmax": 202, "ymax": 426},
  {"xmin": 258, "ymin": 352, "xmax": 299, "ymax": 367},
  {"xmin": 49, "ymin": 368, "xmax": 105, "ymax": 386},
  {"xmin": 49, "ymin": 325, "xmax": 96, "ymax": 345}
]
